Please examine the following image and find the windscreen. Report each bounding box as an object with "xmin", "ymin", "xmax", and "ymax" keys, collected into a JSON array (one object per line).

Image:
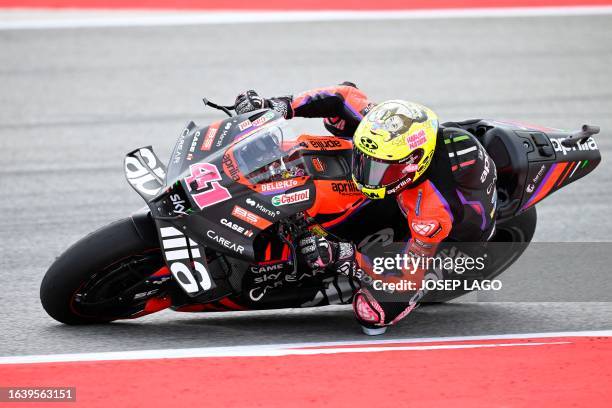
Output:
[{"xmin": 232, "ymin": 121, "xmax": 306, "ymax": 184}]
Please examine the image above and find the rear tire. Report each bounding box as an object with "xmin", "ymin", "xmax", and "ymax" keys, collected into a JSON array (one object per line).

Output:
[
  {"xmin": 421, "ymin": 207, "xmax": 537, "ymax": 303},
  {"xmin": 40, "ymin": 216, "xmax": 164, "ymax": 325}
]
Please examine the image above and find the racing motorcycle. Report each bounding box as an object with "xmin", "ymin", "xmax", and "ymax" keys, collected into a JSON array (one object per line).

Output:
[{"xmin": 40, "ymin": 99, "xmax": 601, "ymax": 324}]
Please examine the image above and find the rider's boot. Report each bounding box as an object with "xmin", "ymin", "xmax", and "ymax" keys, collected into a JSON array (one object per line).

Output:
[{"xmin": 353, "ymin": 289, "xmax": 388, "ymax": 336}]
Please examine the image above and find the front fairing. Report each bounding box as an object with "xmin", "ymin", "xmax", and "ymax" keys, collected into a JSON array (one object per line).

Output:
[{"xmin": 149, "ymin": 110, "xmax": 316, "ymax": 261}]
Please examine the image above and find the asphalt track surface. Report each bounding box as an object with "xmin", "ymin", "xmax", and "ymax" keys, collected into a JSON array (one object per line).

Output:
[{"xmin": 1, "ymin": 14, "xmax": 611, "ymax": 357}]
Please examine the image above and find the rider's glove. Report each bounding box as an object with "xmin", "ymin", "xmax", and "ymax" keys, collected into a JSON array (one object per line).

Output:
[
  {"xmin": 235, "ymin": 90, "xmax": 265, "ymax": 115},
  {"xmin": 235, "ymin": 90, "xmax": 294, "ymax": 118},
  {"xmin": 298, "ymin": 233, "xmax": 355, "ymax": 270},
  {"xmin": 266, "ymin": 96, "xmax": 294, "ymax": 119}
]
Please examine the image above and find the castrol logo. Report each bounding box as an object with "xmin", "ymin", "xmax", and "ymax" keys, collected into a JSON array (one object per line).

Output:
[{"xmin": 271, "ymin": 189, "xmax": 310, "ymax": 207}]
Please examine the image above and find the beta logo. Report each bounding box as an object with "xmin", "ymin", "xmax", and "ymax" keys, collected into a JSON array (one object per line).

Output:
[
  {"xmin": 231, "ymin": 205, "xmax": 272, "ymax": 230},
  {"xmin": 200, "ymin": 124, "xmax": 218, "ymax": 151},
  {"xmin": 271, "ymin": 189, "xmax": 310, "ymax": 206}
]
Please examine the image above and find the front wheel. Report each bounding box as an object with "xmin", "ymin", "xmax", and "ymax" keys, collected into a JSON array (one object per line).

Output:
[{"xmin": 40, "ymin": 216, "xmax": 170, "ymax": 325}]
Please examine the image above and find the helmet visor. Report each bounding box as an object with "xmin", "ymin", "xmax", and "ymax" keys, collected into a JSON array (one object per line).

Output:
[{"xmin": 352, "ymin": 148, "xmax": 422, "ymax": 188}]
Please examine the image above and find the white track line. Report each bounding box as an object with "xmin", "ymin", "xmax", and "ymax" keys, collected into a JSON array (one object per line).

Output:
[
  {"xmin": 1, "ymin": 6, "xmax": 612, "ymax": 30},
  {"xmin": 1, "ymin": 330, "xmax": 609, "ymax": 365}
]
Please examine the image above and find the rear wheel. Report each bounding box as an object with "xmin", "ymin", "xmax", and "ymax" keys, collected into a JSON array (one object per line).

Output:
[
  {"xmin": 421, "ymin": 207, "xmax": 537, "ymax": 303},
  {"xmin": 40, "ymin": 216, "xmax": 169, "ymax": 325}
]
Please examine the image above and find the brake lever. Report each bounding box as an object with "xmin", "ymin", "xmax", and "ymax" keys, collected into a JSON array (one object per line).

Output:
[
  {"xmin": 202, "ymin": 97, "xmax": 235, "ymax": 118},
  {"xmin": 562, "ymin": 124, "xmax": 600, "ymax": 147}
]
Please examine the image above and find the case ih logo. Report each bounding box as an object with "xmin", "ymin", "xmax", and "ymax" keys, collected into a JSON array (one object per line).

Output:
[
  {"xmin": 220, "ymin": 217, "xmax": 254, "ymax": 237},
  {"xmin": 271, "ymin": 189, "xmax": 310, "ymax": 206},
  {"xmin": 232, "ymin": 205, "xmax": 272, "ymax": 230}
]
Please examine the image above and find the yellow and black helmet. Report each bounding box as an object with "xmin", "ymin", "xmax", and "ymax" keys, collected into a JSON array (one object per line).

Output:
[{"xmin": 352, "ymin": 100, "xmax": 439, "ymax": 199}]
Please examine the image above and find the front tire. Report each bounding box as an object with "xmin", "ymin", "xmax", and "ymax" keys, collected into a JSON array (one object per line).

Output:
[{"xmin": 40, "ymin": 216, "xmax": 166, "ymax": 325}]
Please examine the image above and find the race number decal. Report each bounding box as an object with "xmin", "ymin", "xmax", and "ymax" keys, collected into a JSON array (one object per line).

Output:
[{"xmin": 184, "ymin": 163, "xmax": 231, "ymax": 209}]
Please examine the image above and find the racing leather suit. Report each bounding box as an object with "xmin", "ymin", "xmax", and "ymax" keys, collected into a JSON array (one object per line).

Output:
[{"xmin": 271, "ymin": 83, "xmax": 498, "ymax": 325}]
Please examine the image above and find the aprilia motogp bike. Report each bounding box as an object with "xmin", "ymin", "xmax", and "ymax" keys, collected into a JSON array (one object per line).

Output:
[{"xmin": 40, "ymin": 99, "xmax": 601, "ymax": 324}]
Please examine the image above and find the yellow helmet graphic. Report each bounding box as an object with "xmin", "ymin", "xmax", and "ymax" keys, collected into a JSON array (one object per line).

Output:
[{"xmin": 352, "ymin": 100, "xmax": 439, "ymax": 199}]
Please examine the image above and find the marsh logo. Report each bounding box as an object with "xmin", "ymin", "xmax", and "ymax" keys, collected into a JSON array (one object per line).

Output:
[{"xmin": 271, "ymin": 189, "xmax": 310, "ymax": 206}]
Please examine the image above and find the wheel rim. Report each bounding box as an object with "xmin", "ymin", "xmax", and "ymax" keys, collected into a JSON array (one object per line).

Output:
[{"xmin": 70, "ymin": 250, "xmax": 168, "ymax": 320}]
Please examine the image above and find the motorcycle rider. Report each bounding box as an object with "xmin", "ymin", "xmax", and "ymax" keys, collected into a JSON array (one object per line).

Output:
[{"xmin": 234, "ymin": 83, "xmax": 498, "ymax": 335}]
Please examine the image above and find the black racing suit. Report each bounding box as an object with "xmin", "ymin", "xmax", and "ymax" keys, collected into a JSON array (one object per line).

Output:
[{"xmin": 273, "ymin": 83, "xmax": 498, "ymax": 326}]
